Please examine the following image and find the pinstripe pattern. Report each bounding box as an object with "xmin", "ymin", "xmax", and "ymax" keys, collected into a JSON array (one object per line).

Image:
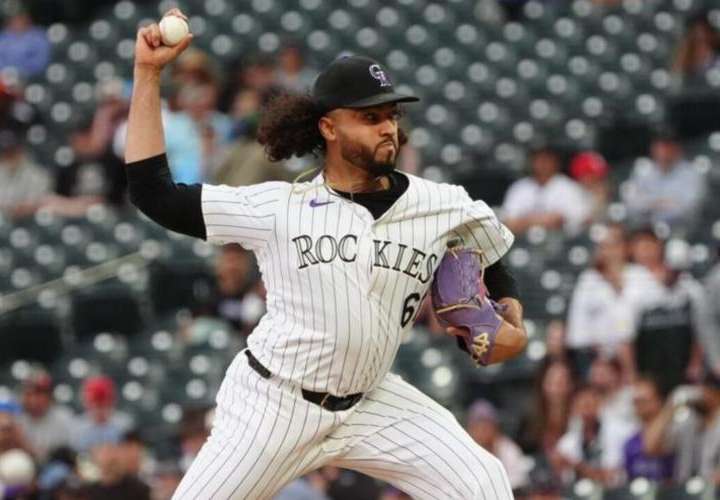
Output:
[{"xmin": 176, "ymin": 175, "xmax": 515, "ymax": 498}]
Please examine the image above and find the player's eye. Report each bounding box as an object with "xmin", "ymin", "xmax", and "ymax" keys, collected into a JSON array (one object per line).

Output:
[{"xmin": 364, "ymin": 112, "xmax": 377, "ymax": 122}]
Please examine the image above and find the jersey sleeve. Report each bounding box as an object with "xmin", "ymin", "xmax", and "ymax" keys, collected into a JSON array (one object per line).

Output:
[
  {"xmin": 201, "ymin": 182, "xmax": 283, "ymax": 251},
  {"xmin": 450, "ymin": 187, "xmax": 515, "ymax": 266}
]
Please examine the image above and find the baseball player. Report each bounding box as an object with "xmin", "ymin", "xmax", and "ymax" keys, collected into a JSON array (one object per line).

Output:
[{"xmin": 125, "ymin": 10, "xmax": 527, "ymax": 499}]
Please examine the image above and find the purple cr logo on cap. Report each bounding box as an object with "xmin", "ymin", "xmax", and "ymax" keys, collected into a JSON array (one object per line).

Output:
[{"xmin": 368, "ymin": 64, "xmax": 392, "ymax": 88}]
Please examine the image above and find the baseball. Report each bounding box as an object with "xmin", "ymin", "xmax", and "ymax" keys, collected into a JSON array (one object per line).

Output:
[{"xmin": 159, "ymin": 15, "xmax": 189, "ymax": 46}]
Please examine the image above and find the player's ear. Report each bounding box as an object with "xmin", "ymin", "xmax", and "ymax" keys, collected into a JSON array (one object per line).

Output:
[{"xmin": 318, "ymin": 116, "xmax": 336, "ymax": 142}]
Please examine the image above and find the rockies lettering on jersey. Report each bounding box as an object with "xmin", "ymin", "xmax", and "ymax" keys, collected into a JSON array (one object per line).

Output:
[
  {"xmin": 292, "ymin": 234, "xmax": 437, "ymax": 284},
  {"xmin": 200, "ymin": 171, "xmax": 513, "ymax": 395}
]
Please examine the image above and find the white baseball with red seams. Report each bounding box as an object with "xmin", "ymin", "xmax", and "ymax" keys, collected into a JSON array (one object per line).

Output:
[{"xmin": 173, "ymin": 174, "xmax": 515, "ymax": 499}]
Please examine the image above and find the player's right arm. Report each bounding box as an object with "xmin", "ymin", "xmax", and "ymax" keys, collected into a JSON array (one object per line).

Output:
[{"xmin": 124, "ymin": 12, "xmax": 279, "ymax": 250}]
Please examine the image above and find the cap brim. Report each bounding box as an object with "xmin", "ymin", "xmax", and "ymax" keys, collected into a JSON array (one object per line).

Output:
[{"xmin": 343, "ymin": 92, "xmax": 419, "ymax": 109}]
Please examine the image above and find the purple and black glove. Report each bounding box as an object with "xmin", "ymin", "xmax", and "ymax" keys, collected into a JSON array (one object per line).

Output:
[{"xmin": 430, "ymin": 246, "xmax": 506, "ymax": 366}]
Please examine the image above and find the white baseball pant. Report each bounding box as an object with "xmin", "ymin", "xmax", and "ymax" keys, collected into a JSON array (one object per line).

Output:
[{"xmin": 172, "ymin": 350, "xmax": 514, "ymax": 499}]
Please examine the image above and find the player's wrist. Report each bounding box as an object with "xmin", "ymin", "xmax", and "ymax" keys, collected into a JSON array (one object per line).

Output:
[{"xmin": 133, "ymin": 64, "xmax": 163, "ymax": 82}]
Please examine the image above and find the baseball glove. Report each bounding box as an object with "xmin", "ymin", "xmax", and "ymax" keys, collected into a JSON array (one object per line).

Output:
[{"xmin": 430, "ymin": 246, "xmax": 506, "ymax": 366}]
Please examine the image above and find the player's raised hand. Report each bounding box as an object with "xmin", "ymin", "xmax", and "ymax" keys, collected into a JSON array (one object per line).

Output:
[{"xmin": 134, "ymin": 9, "xmax": 192, "ymax": 72}]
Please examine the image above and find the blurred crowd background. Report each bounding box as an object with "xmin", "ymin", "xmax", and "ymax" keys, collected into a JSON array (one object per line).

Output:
[{"xmin": 1, "ymin": 0, "xmax": 720, "ymax": 498}]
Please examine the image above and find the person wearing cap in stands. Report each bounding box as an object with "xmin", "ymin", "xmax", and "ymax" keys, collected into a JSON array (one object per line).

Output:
[
  {"xmin": 69, "ymin": 376, "xmax": 133, "ymax": 453},
  {"xmin": 16, "ymin": 368, "xmax": 74, "ymax": 461},
  {"xmin": 569, "ymin": 151, "xmax": 611, "ymax": 225}
]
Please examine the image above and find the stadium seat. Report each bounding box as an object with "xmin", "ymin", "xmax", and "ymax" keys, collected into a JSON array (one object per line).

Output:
[
  {"xmin": 70, "ymin": 282, "xmax": 144, "ymax": 340},
  {"xmin": 0, "ymin": 307, "xmax": 63, "ymax": 367},
  {"xmin": 656, "ymin": 477, "xmax": 714, "ymax": 500},
  {"xmin": 148, "ymin": 259, "xmax": 216, "ymax": 315}
]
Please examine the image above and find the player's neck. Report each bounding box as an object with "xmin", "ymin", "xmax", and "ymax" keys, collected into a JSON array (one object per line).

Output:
[{"xmin": 323, "ymin": 158, "xmax": 389, "ymax": 193}]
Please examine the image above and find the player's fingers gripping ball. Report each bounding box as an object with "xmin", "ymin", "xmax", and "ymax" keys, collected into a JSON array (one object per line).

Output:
[{"xmin": 430, "ymin": 246, "xmax": 507, "ymax": 366}]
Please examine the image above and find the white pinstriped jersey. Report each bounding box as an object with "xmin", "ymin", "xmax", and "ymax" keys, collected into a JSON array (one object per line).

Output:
[{"xmin": 201, "ymin": 171, "xmax": 514, "ymax": 396}]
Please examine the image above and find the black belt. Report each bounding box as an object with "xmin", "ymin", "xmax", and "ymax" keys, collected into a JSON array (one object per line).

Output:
[{"xmin": 244, "ymin": 350, "xmax": 363, "ymax": 412}]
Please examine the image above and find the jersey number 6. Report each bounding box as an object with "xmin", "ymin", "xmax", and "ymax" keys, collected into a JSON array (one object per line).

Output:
[{"xmin": 400, "ymin": 292, "xmax": 422, "ymax": 328}]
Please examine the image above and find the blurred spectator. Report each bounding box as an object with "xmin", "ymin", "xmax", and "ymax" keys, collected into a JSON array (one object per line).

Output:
[
  {"xmin": 466, "ymin": 399, "xmax": 530, "ymax": 491},
  {"xmin": 555, "ymin": 385, "xmax": 619, "ymax": 486},
  {"xmin": 0, "ymin": 127, "xmax": 52, "ymax": 218},
  {"xmin": 273, "ymin": 43, "xmax": 316, "ymax": 94},
  {"xmin": 171, "ymin": 48, "xmax": 221, "ymax": 87},
  {"xmin": 672, "ymin": 12, "xmax": 720, "ymax": 83},
  {"xmin": 623, "ymin": 377, "xmax": 675, "ymax": 483},
  {"xmin": 630, "ymin": 235, "xmax": 709, "ymax": 393},
  {"xmin": 16, "ymin": 368, "xmax": 73, "ymax": 461},
  {"xmin": 628, "ymin": 228, "xmax": 666, "ymax": 280},
  {"xmin": 149, "ymin": 462, "xmax": 182, "ymax": 500},
  {"xmin": 239, "ymin": 54, "xmax": 276, "ymax": 91},
  {"xmin": 70, "ymin": 377, "xmax": 133, "ymax": 453},
  {"xmin": 587, "ymin": 356, "xmax": 637, "ymax": 475},
  {"xmin": 116, "ymin": 431, "xmax": 147, "ymax": 479},
  {"xmin": 501, "ymin": 147, "xmax": 590, "ymax": 236},
  {"xmin": 703, "ymin": 260, "xmax": 720, "ymax": 375},
  {"xmin": 565, "ymin": 224, "xmax": 662, "ymax": 379},
  {"xmin": 49, "ymin": 79, "xmax": 130, "ymax": 214},
  {"xmin": 192, "ymin": 244, "xmax": 260, "ymax": 334},
  {"xmin": 0, "ymin": 397, "xmax": 30, "ymax": 455},
  {"xmin": 212, "ymin": 87, "xmax": 295, "ymax": 186},
  {"xmin": 643, "ymin": 372, "xmax": 720, "ymax": 484},
  {"xmin": 0, "ymin": 0, "xmax": 49, "ymax": 77},
  {"xmin": 37, "ymin": 446, "xmax": 78, "ymax": 497},
  {"xmin": 569, "ymin": 151, "xmax": 611, "ymax": 224},
  {"xmin": 84, "ymin": 442, "xmax": 150, "ymax": 500},
  {"xmin": 177, "ymin": 408, "xmax": 209, "ymax": 473},
  {"xmin": 519, "ymin": 359, "xmax": 575, "ymax": 457},
  {"xmin": 621, "ymin": 130, "xmax": 704, "ymax": 231}
]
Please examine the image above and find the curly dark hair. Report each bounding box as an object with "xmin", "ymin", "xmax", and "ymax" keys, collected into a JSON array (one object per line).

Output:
[
  {"xmin": 257, "ymin": 93, "xmax": 326, "ymax": 162},
  {"xmin": 257, "ymin": 92, "xmax": 409, "ymax": 163}
]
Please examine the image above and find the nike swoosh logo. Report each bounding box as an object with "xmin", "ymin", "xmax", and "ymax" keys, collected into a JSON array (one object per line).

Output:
[{"xmin": 309, "ymin": 199, "xmax": 334, "ymax": 208}]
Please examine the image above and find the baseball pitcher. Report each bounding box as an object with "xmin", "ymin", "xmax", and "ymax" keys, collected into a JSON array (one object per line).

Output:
[{"xmin": 125, "ymin": 10, "xmax": 527, "ymax": 499}]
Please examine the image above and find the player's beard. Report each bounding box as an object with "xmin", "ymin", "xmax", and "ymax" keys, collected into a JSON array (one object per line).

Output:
[{"xmin": 340, "ymin": 137, "xmax": 398, "ymax": 177}]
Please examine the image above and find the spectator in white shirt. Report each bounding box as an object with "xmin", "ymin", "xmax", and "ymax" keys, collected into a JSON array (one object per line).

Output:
[
  {"xmin": 565, "ymin": 224, "xmax": 663, "ymax": 379},
  {"xmin": 466, "ymin": 399, "xmax": 531, "ymax": 492},
  {"xmin": 621, "ymin": 131, "xmax": 704, "ymax": 232},
  {"xmin": 501, "ymin": 147, "xmax": 590, "ymax": 236}
]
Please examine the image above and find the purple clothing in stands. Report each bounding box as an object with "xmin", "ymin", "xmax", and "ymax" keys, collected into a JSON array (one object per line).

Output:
[
  {"xmin": 623, "ymin": 432, "xmax": 675, "ymax": 481},
  {"xmin": 0, "ymin": 27, "xmax": 50, "ymax": 77}
]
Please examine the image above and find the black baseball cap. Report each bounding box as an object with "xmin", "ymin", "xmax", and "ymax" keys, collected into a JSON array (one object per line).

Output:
[{"xmin": 312, "ymin": 55, "xmax": 419, "ymax": 112}]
